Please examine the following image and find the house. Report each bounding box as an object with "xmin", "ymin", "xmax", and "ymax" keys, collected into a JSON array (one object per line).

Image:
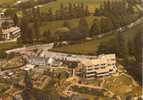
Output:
[
  {"xmin": 77, "ymin": 54, "xmax": 117, "ymax": 80},
  {"xmin": 0, "ymin": 26, "xmax": 21, "ymax": 40}
]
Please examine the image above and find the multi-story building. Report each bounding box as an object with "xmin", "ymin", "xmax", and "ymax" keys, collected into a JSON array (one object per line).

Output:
[
  {"xmin": 77, "ymin": 54, "xmax": 117, "ymax": 80},
  {"xmin": 0, "ymin": 26, "xmax": 21, "ymax": 40}
]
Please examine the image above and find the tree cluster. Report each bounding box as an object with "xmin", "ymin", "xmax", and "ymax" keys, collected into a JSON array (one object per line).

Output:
[
  {"xmin": 41, "ymin": 2, "xmax": 90, "ymax": 21},
  {"xmin": 95, "ymin": 0, "xmax": 141, "ymax": 28},
  {"xmin": 96, "ymin": 26, "xmax": 142, "ymax": 83}
]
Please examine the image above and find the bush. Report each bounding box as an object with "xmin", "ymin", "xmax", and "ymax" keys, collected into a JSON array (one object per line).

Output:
[{"xmin": 0, "ymin": 50, "xmax": 7, "ymax": 59}]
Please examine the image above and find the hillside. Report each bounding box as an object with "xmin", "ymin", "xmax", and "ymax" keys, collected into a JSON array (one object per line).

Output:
[{"xmin": 51, "ymin": 22, "xmax": 143, "ymax": 54}]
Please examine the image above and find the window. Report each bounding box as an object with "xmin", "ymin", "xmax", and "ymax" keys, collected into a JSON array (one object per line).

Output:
[
  {"xmin": 95, "ymin": 68, "xmax": 99, "ymax": 70},
  {"xmin": 87, "ymin": 72, "xmax": 95, "ymax": 74},
  {"xmin": 109, "ymin": 69, "xmax": 113, "ymax": 72},
  {"xmin": 101, "ymin": 67, "xmax": 105, "ymax": 69},
  {"xmin": 88, "ymin": 69, "xmax": 93, "ymax": 71}
]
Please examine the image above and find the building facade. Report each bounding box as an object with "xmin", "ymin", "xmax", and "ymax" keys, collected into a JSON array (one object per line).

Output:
[
  {"xmin": 0, "ymin": 27, "xmax": 21, "ymax": 40},
  {"xmin": 77, "ymin": 54, "xmax": 117, "ymax": 80}
]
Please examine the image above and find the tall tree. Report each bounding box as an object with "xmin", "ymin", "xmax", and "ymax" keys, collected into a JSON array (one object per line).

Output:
[
  {"xmin": 63, "ymin": 21, "xmax": 70, "ymax": 29},
  {"xmin": 78, "ymin": 18, "xmax": 89, "ymax": 37},
  {"xmin": 85, "ymin": 5, "xmax": 90, "ymax": 16},
  {"xmin": 13, "ymin": 13, "xmax": 19, "ymax": 26},
  {"xmin": 60, "ymin": 3, "xmax": 65, "ymax": 19},
  {"xmin": 90, "ymin": 19, "xmax": 101, "ymax": 36},
  {"xmin": 116, "ymin": 32, "xmax": 129, "ymax": 60},
  {"xmin": 22, "ymin": 71, "xmax": 33, "ymax": 100},
  {"xmin": 19, "ymin": 16, "xmax": 33, "ymax": 43},
  {"xmin": 32, "ymin": 7, "xmax": 40, "ymax": 41},
  {"xmin": 43, "ymin": 30, "xmax": 52, "ymax": 42},
  {"xmin": 134, "ymin": 30, "xmax": 142, "ymax": 68},
  {"xmin": 100, "ymin": 17, "xmax": 113, "ymax": 33},
  {"xmin": 24, "ymin": 71, "xmax": 33, "ymax": 89},
  {"xmin": 47, "ymin": 8, "xmax": 54, "ymax": 21}
]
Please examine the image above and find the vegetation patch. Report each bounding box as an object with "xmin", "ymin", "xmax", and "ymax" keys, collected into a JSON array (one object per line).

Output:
[
  {"xmin": 103, "ymin": 74, "xmax": 142, "ymax": 99},
  {"xmin": 0, "ymin": 0, "xmax": 16, "ymax": 5},
  {"xmin": 39, "ymin": 0, "xmax": 122, "ymax": 13},
  {"xmin": 51, "ymin": 23, "xmax": 142, "ymax": 54},
  {"xmin": 0, "ymin": 42, "xmax": 22, "ymax": 51}
]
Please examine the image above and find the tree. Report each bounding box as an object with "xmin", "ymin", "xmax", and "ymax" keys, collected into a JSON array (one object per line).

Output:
[
  {"xmin": 90, "ymin": 19, "xmax": 101, "ymax": 36},
  {"xmin": 128, "ymin": 40, "xmax": 135, "ymax": 56},
  {"xmin": 63, "ymin": 21, "xmax": 70, "ymax": 29},
  {"xmin": 68, "ymin": 2, "xmax": 74, "ymax": 18},
  {"xmin": 22, "ymin": 71, "xmax": 33, "ymax": 100},
  {"xmin": 47, "ymin": 8, "xmax": 54, "ymax": 21},
  {"xmin": 19, "ymin": 16, "xmax": 33, "ymax": 43},
  {"xmin": 134, "ymin": 30, "xmax": 142, "ymax": 68},
  {"xmin": 24, "ymin": 71, "xmax": 33, "ymax": 89},
  {"xmin": 4, "ymin": 8, "xmax": 16, "ymax": 17},
  {"xmin": 32, "ymin": 7, "xmax": 40, "ymax": 41},
  {"xmin": 100, "ymin": 17, "xmax": 113, "ymax": 33},
  {"xmin": 116, "ymin": 32, "xmax": 129, "ymax": 60},
  {"xmin": 13, "ymin": 13, "xmax": 19, "ymax": 26},
  {"xmin": 85, "ymin": 5, "xmax": 90, "ymax": 16},
  {"xmin": 78, "ymin": 18, "xmax": 89, "ymax": 37},
  {"xmin": 0, "ymin": 50, "xmax": 7, "ymax": 59},
  {"xmin": 96, "ymin": 38, "xmax": 117, "ymax": 55},
  {"xmin": 59, "ymin": 3, "xmax": 65, "ymax": 19},
  {"xmin": 33, "ymin": 21, "xmax": 40, "ymax": 41},
  {"xmin": 42, "ymin": 30, "xmax": 52, "ymax": 42}
]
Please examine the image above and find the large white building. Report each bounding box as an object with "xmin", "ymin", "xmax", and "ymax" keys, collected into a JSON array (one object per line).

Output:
[{"xmin": 77, "ymin": 54, "xmax": 117, "ymax": 80}]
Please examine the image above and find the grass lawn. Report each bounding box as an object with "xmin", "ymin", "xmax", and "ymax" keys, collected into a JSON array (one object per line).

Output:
[
  {"xmin": 51, "ymin": 23, "xmax": 143, "ymax": 54},
  {"xmin": 0, "ymin": 42, "xmax": 22, "ymax": 51}
]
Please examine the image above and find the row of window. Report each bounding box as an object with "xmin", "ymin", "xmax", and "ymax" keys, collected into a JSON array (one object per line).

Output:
[{"xmin": 87, "ymin": 63, "xmax": 115, "ymax": 70}]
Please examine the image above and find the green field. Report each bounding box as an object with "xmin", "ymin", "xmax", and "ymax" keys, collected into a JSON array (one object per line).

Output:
[
  {"xmin": 40, "ymin": 16, "xmax": 100, "ymax": 33},
  {"xmin": 0, "ymin": 0, "xmax": 17, "ymax": 4},
  {"xmin": 51, "ymin": 23, "xmax": 143, "ymax": 54}
]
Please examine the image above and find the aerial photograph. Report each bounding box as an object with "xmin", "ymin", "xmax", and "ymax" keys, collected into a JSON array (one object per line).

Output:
[{"xmin": 0, "ymin": 0, "xmax": 142, "ymax": 100}]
